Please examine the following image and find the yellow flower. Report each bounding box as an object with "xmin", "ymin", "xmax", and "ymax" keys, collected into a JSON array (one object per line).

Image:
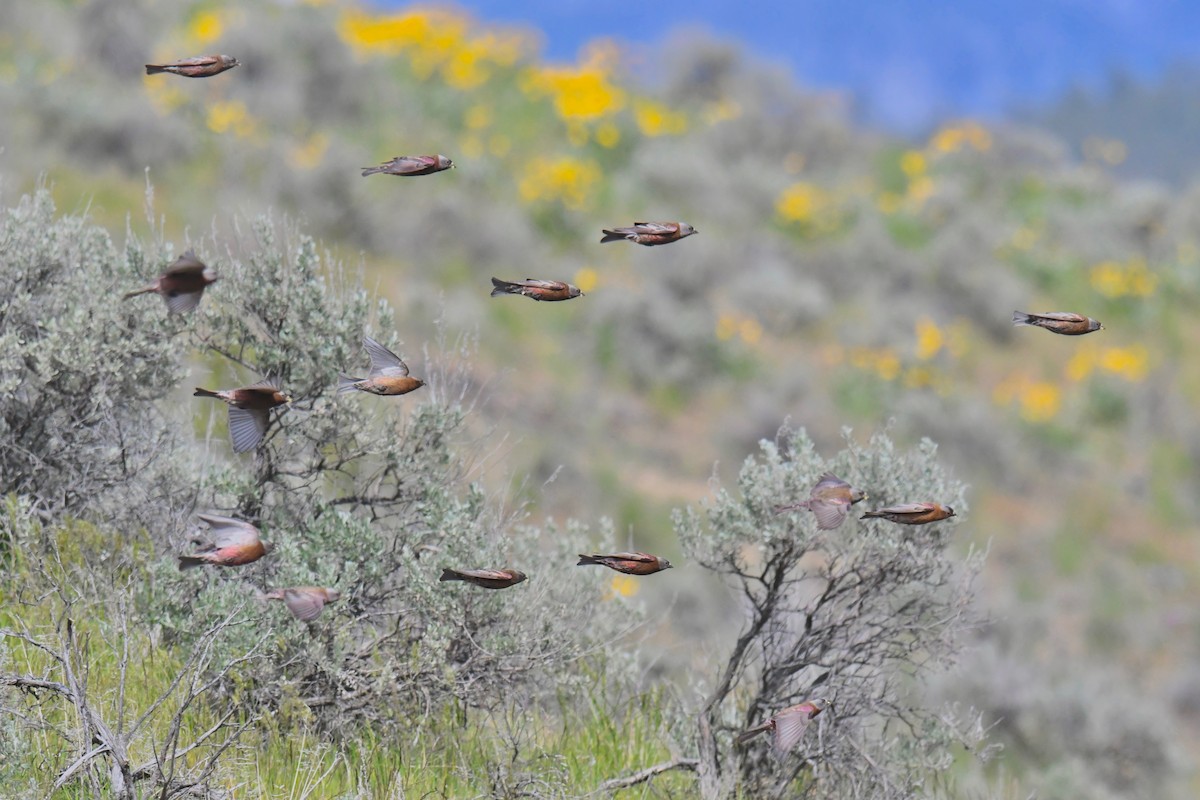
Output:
[
  {"xmin": 1099, "ymin": 346, "xmax": 1148, "ymax": 381},
  {"xmin": 875, "ymin": 351, "xmax": 900, "ymax": 381},
  {"xmin": 899, "ymin": 151, "xmax": 926, "ymax": 177},
  {"xmin": 522, "ymin": 45, "xmax": 625, "ymax": 123},
  {"xmin": 517, "ymin": 156, "xmax": 601, "ymax": 210},
  {"xmin": 914, "ymin": 317, "xmax": 943, "ymax": 360},
  {"xmin": 288, "ymin": 133, "xmax": 329, "ymax": 170},
  {"xmin": 715, "ymin": 314, "xmax": 737, "ymax": 341},
  {"xmin": 143, "ymin": 76, "xmax": 187, "ymax": 115},
  {"xmin": 605, "ymin": 574, "xmax": 639, "ymax": 599},
  {"xmin": 776, "ymin": 182, "xmax": 836, "ymax": 225},
  {"xmin": 1065, "ymin": 348, "xmax": 1095, "ymax": 382},
  {"xmin": 206, "ymin": 101, "xmax": 257, "ymax": 138},
  {"xmin": 739, "ymin": 318, "xmax": 763, "ymax": 345},
  {"xmin": 189, "ymin": 11, "xmax": 224, "ymax": 47},
  {"xmin": 1090, "ymin": 260, "xmax": 1127, "ymax": 297},
  {"xmin": 702, "ymin": 98, "xmax": 742, "ymax": 125},
  {"xmin": 464, "ymin": 104, "xmax": 491, "ymax": 130},
  {"xmin": 906, "ymin": 176, "xmax": 934, "ymax": 205},
  {"xmin": 1019, "ymin": 382, "xmax": 1060, "ymax": 422},
  {"xmin": 595, "ymin": 121, "xmax": 621, "ymax": 148},
  {"xmin": 904, "ymin": 366, "xmax": 935, "ymax": 388},
  {"xmin": 634, "ymin": 99, "xmax": 687, "ymax": 137},
  {"xmin": 876, "ymin": 192, "xmax": 901, "ymax": 215},
  {"xmin": 930, "ymin": 121, "xmax": 991, "ymax": 154},
  {"xmin": 574, "ymin": 267, "xmax": 598, "ymax": 294},
  {"xmin": 487, "ymin": 134, "xmax": 511, "ymax": 157}
]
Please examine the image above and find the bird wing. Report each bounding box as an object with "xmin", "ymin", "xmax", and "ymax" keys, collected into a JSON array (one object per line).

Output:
[
  {"xmin": 1029, "ymin": 312, "xmax": 1085, "ymax": 322},
  {"xmin": 196, "ymin": 514, "xmax": 260, "ymax": 547},
  {"xmin": 164, "ymin": 250, "xmax": 207, "ymax": 277},
  {"xmin": 812, "ymin": 472, "xmax": 849, "ymax": 493},
  {"xmin": 283, "ymin": 589, "xmax": 327, "ymax": 621},
  {"xmin": 631, "ymin": 222, "xmax": 677, "ymax": 234},
  {"xmin": 877, "ymin": 503, "xmax": 934, "ymax": 515},
  {"xmin": 455, "ymin": 568, "xmax": 515, "ymax": 582},
  {"xmin": 516, "ymin": 279, "xmax": 566, "ymax": 290},
  {"xmin": 163, "ymin": 290, "xmax": 203, "ymax": 314},
  {"xmin": 362, "ymin": 336, "xmax": 409, "ymax": 377},
  {"xmin": 385, "ymin": 155, "xmax": 435, "ymax": 173},
  {"xmin": 162, "ymin": 56, "xmax": 221, "ymax": 68},
  {"xmin": 228, "ymin": 407, "xmax": 269, "ymax": 453},
  {"xmin": 772, "ymin": 707, "xmax": 816, "ymax": 756},
  {"xmin": 603, "ymin": 552, "xmax": 657, "ymax": 562},
  {"xmin": 241, "ymin": 379, "xmax": 282, "ymax": 393},
  {"xmin": 808, "ymin": 499, "xmax": 850, "ymax": 530}
]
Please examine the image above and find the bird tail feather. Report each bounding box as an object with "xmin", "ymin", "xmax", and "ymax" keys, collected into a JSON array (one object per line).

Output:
[
  {"xmin": 576, "ymin": 554, "xmax": 602, "ymax": 566},
  {"xmin": 1012, "ymin": 310, "xmax": 1033, "ymax": 327},
  {"xmin": 361, "ymin": 166, "xmax": 385, "ymax": 177},
  {"xmin": 773, "ymin": 502, "xmax": 810, "ymax": 516},
  {"xmin": 144, "ymin": 65, "xmax": 168, "ymax": 75},
  {"xmin": 490, "ymin": 277, "xmax": 516, "ymax": 297},
  {"xmin": 600, "ymin": 229, "xmax": 627, "ymax": 244},
  {"xmin": 123, "ymin": 285, "xmax": 155, "ymax": 299},
  {"xmin": 337, "ymin": 373, "xmax": 362, "ymax": 394},
  {"xmin": 178, "ymin": 555, "xmax": 207, "ymax": 570},
  {"xmin": 735, "ymin": 724, "xmax": 772, "ymax": 747},
  {"xmin": 439, "ymin": 568, "xmax": 462, "ymax": 582},
  {"xmin": 192, "ymin": 387, "xmax": 220, "ymax": 398}
]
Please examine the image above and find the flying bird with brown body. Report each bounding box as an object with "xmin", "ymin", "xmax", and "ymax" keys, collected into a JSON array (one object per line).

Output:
[
  {"xmin": 439, "ymin": 567, "xmax": 527, "ymax": 590},
  {"xmin": 861, "ymin": 502, "xmax": 956, "ymax": 525},
  {"xmin": 736, "ymin": 700, "xmax": 828, "ymax": 756},
  {"xmin": 259, "ymin": 587, "xmax": 341, "ymax": 621},
  {"xmin": 179, "ymin": 513, "xmax": 272, "ymax": 570},
  {"xmin": 361, "ymin": 154, "xmax": 454, "ymax": 177},
  {"xmin": 123, "ymin": 250, "xmax": 217, "ymax": 313},
  {"xmin": 339, "ymin": 336, "xmax": 424, "ymax": 396},
  {"xmin": 576, "ymin": 552, "xmax": 673, "ymax": 576},
  {"xmin": 193, "ymin": 380, "xmax": 291, "ymax": 453},
  {"xmin": 1012, "ymin": 310, "xmax": 1103, "ymax": 336},
  {"xmin": 145, "ymin": 54, "xmax": 239, "ymax": 78},
  {"xmin": 490, "ymin": 277, "xmax": 582, "ymax": 302},
  {"xmin": 600, "ymin": 221, "xmax": 697, "ymax": 246},
  {"xmin": 774, "ymin": 472, "xmax": 867, "ymax": 530}
]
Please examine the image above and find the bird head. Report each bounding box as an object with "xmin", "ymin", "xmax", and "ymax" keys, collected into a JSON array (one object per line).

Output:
[
  {"xmin": 945, "ymin": 506, "xmax": 956, "ymax": 517},
  {"xmin": 415, "ymin": 379, "xmax": 427, "ymax": 389},
  {"xmin": 680, "ymin": 223, "xmax": 697, "ymax": 237},
  {"xmin": 1091, "ymin": 318, "xmax": 1104, "ymax": 331},
  {"xmin": 324, "ymin": 589, "xmax": 342, "ymax": 603},
  {"xmin": 850, "ymin": 487, "xmax": 868, "ymax": 504},
  {"xmin": 658, "ymin": 556, "xmax": 674, "ymax": 570},
  {"xmin": 507, "ymin": 570, "xmax": 528, "ymax": 585},
  {"xmin": 569, "ymin": 285, "xmax": 583, "ymax": 298},
  {"xmin": 203, "ymin": 268, "xmax": 219, "ymax": 284},
  {"xmin": 222, "ymin": 55, "xmax": 240, "ymax": 69},
  {"xmin": 437, "ymin": 155, "xmax": 454, "ymax": 170},
  {"xmin": 262, "ymin": 541, "xmax": 277, "ymax": 554}
]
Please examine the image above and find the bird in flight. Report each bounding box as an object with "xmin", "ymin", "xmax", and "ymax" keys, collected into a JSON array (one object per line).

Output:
[
  {"xmin": 576, "ymin": 552, "xmax": 673, "ymax": 575},
  {"xmin": 178, "ymin": 513, "xmax": 272, "ymax": 569},
  {"xmin": 123, "ymin": 250, "xmax": 217, "ymax": 313},
  {"xmin": 145, "ymin": 55, "xmax": 240, "ymax": 78},
  {"xmin": 439, "ymin": 567, "xmax": 527, "ymax": 589},
  {"xmin": 774, "ymin": 472, "xmax": 867, "ymax": 530},
  {"xmin": 600, "ymin": 221, "xmax": 697, "ymax": 246},
  {"xmin": 339, "ymin": 336, "xmax": 424, "ymax": 396},
  {"xmin": 860, "ymin": 502, "xmax": 956, "ymax": 525},
  {"xmin": 490, "ymin": 277, "xmax": 582, "ymax": 302},
  {"xmin": 193, "ymin": 380, "xmax": 292, "ymax": 453},
  {"xmin": 361, "ymin": 155, "xmax": 454, "ymax": 177},
  {"xmin": 1012, "ymin": 310, "xmax": 1103, "ymax": 336}
]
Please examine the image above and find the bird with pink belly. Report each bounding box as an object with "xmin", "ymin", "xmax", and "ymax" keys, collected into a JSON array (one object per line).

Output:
[
  {"xmin": 600, "ymin": 221, "xmax": 697, "ymax": 246},
  {"xmin": 259, "ymin": 587, "xmax": 341, "ymax": 621},
  {"xmin": 178, "ymin": 514, "xmax": 272, "ymax": 570},
  {"xmin": 193, "ymin": 381, "xmax": 291, "ymax": 453},
  {"xmin": 774, "ymin": 472, "xmax": 867, "ymax": 530},
  {"xmin": 736, "ymin": 700, "xmax": 828, "ymax": 756},
  {"xmin": 145, "ymin": 54, "xmax": 239, "ymax": 78},
  {"xmin": 860, "ymin": 502, "xmax": 955, "ymax": 525},
  {"xmin": 576, "ymin": 552, "xmax": 673, "ymax": 576},
  {"xmin": 338, "ymin": 336, "xmax": 424, "ymax": 397},
  {"xmin": 123, "ymin": 250, "xmax": 217, "ymax": 314}
]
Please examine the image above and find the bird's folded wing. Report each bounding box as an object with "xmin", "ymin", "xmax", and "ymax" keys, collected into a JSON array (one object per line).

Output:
[{"xmin": 877, "ymin": 503, "xmax": 933, "ymax": 515}]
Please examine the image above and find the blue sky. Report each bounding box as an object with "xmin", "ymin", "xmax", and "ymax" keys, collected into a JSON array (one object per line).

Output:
[{"xmin": 375, "ymin": 0, "xmax": 1200, "ymax": 129}]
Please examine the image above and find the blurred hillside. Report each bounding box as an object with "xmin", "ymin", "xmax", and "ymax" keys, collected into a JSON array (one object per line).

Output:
[{"xmin": 1, "ymin": 0, "xmax": 1199, "ymax": 795}]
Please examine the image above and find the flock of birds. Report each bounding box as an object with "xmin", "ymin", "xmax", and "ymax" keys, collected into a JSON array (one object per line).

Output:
[{"xmin": 132, "ymin": 50, "xmax": 1107, "ymax": 756}]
